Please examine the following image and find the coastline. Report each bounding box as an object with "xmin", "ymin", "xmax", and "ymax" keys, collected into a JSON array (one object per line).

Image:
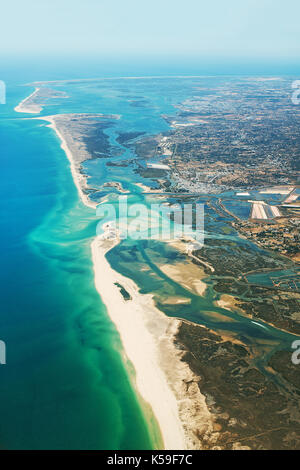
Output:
[
  {"xmin": 12, "ymin": 83, "xmax": 217, "ymax": 448},
  {"xmin": 36, "ymin": 116, "xmax": 97, "ymax": 209},
  {"xmin": 31, "ymin": 111, "xmax": 214, "ymax": 449},
  {"xmin": 14, "ymin": 87, "xmax": 42, "ymax": 113},
  {"xmin": 91, "ymin": 231, "xmax": 215, "ymax": 450},
  {"xmin": 91, "ymin": 234, "xmax": 185, "ymax": 449}
]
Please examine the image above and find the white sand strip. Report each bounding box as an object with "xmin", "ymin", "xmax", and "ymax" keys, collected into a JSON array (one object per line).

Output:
[
  {"xmin": 14, "ymin": 88, "xmax": 42, "ymax": 114},
  {"xmin": 36, "ymin": 116, "xmax": 97, "ymax": 209},
  {"xmin": 91, "ymin": 235, "xmax": 187, "ymax": 449}
]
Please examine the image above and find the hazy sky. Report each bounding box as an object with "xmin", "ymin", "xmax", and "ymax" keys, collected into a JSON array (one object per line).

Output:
[{"xmin": 2, "ymin": 0, "xmax": 300, "ymax": 60}]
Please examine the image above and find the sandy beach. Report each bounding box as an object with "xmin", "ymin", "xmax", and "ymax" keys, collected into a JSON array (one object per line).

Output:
[
  {"xmin": 92, "ymin": 232, "xmax": 186, "ymax": 449},
  {"xmin": 36, "ymin": 116, "xmax": 97, "ymax": 209},
  {"xmin": 91, "ymin": 229, "xmax": 215, "ymax": 450},
  {"xmin": 14, "ymin": 88, "xmax": 43, "ymax": 113}
]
